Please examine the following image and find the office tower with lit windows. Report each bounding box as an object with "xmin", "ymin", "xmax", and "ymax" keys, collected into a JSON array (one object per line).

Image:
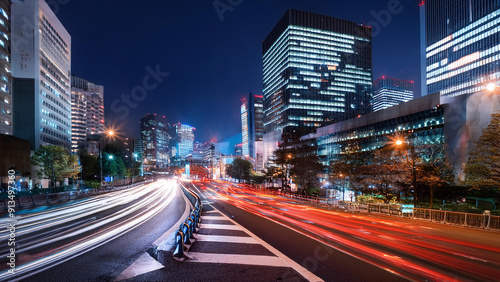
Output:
[
  {"xmin": 262, "ymin": 9, "xmax": 373, "ymax": 135},
  {"xmin": 241, "ymin": 93, "xmax": 263, "ymax": 160},
  {"xmin": 421, "ymin": 0, "xmax": 500, "ymax": 178},
  {"xmin": 373, "ymin": 77, "xmax": 414, "ymax": 111},
  {"xmin": 0, "ymin": 1, "xmax": 11, "ymax": 135},
  {"xmin": 70, "ymin": 76, "xmax": 104, "ymax": 153},
  {"xmin": 424, "ymin": 0, "xmax": 500, "ymax": 98},
  {"xmin": 11, "ymin": 0, "xmax": 71, "ymax": 150},
  {"xmin": 170, "ymin": 123, "xmax": 195, "ymax": 163},
  {"xmin": 140, "ymin": 114, "xmax": 170, "ymax": 170}
]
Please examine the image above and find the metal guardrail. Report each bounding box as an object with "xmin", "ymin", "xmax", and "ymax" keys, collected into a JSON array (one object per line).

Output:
[
  {"xmin": 2, "ymin": 179, "xmax": 154, "ymax": 211},
  {"xmin": 262, "ymin": 188, "xmax": 499, "ymax": 231},
  {"xmin": 412, "ymin": 208, "xmax": 499, "ymax": 231},
  {"xmin": 173, "ymin": 186, "xmax": 203, "ymax": 261}
]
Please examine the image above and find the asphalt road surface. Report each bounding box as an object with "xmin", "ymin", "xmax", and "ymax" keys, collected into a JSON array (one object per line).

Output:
[{"xmin": 189, "ymin": 180, "xmax": 500, "ymax": 281}]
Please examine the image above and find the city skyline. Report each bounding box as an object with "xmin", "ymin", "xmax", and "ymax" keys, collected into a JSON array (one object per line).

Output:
[{"xmin": 55, "ymin": 0, "xmax": 421, "ymax": 142}]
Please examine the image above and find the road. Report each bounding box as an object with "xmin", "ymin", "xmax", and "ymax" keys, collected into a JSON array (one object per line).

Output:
[
  {"xmin": 0, "ymin": 180, "xmax": 185, "ymax": 281},
  {"xmin": 189, "ymin": 180, "xmax": 500, "ymax": 281}
]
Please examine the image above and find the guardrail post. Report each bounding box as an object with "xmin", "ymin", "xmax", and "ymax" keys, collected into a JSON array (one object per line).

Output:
[
  {"xmin": 173, "ymin": 230, "xmax": 185, "ymax": 260},
  {"xmin": 442, "ymin": 211, "xmax": 447, "ymax": 224},
  {"xmin": 182, "ymin": 223, "xmax": 192, "ymax": 245},
  {"xmin": 485, "ymin": 214, "xmax": 491, "ymax": 230}
]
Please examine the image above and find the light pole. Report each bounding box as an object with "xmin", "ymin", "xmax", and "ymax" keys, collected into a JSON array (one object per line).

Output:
[
  {"xmin": 99, "ymin": 131, "xmax": 115, "ymax": 185},
  {"xmin": 396, "ymin": 138, "xmax": 417, "ymax": 207}
]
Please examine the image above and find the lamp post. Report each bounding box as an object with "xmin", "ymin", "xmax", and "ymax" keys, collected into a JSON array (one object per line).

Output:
[
  {"xmin": 99, "ymin": 131, "xmax": 115, "ymax": 185},
  {"xmin": 396, "ymin": 138, "xmax": 417, "ymax": 207}
]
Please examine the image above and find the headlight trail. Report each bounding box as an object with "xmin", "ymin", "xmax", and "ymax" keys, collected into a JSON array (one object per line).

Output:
[
  {"xmin": 193, "ymin": 180, "xmax": 500, "ymax": 281},
  {"xmin": 0, "ymin": 180, "xmax": 177, "ymax": 281}
]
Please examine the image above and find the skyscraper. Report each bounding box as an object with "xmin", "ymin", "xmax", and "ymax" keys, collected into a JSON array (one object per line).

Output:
[
  {"xmin": 170, "ymin": 123, "xmax": 195, "ymax": 163},
  {"xmin": 70, "ymin": 76, "xmax": 104, "ymax": 153},
  {"xmin": 424, "ymin": 0, "xmax": 500, "ymax": 98},
  {"xmin": 373, "ymin": 77, "xmax": 414, "ymax": 111},
  {"xmin": 0, "ymin": 0, "xmax": 11, "ymax": 135},
  {"xmin": 241, "ymin": 93, "xmax": 263, "ymax": 159},
  {"xmin": 11, "ymin": 0, "xmax": 71, "ymax": 150},
  {"xmin": 262, "ymin": 9, "xmax": 373, "ymax": 135},
  {"xmin": 140, "ymin": 114, "xmax": 170, "ymax": 170}
]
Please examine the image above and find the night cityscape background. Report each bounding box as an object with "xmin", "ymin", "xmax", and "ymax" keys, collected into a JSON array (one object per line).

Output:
[{"xmin": 0, "ymin": 0, "xmax": 499, "ymax": 281}]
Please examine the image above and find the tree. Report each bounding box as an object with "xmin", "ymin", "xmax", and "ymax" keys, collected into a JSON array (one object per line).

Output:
[
  {"xmin": 226, "ymin": 158, "xmax": 253, "ymax": 183},
  {"xmin": 127, "ymin": 161, "xmax": 142, "ymax": 179},
  {"xmin": 31, "ymin": 145, "xmax": 80, "ymax": 187},
  {"xmin": 80, "ymin": 152, "xmax": 99, "ymax": 181},
  {"xmin": 290, "ymin": 154, "xmax": 324, "ymax": 195},
  {"xmin": 417, "ymin": 144, "xmax": 455, "ymax": 208},
  {"xmin": 464, "ymin": 113, "xmax": 500, "ymax": 188},
  {"xmin": 329, "ymin": 143, "xmax": 368, "ymax": 198}
]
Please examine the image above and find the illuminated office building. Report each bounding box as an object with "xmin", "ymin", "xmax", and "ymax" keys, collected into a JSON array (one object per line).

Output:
[
  {"xmin": 241, "ymin": 93, "xmax": 263, "ymax": 159},
  {"xmin": 424, "ymin": 0, "xmax": 500, "ymax": 98},
  {"xmin": 70, "ymin": 76, "xmax": 104, "ymax": 153},
  {"xmin": 0, "ymin": 1, "xmax": 11, "ymax": 135},
  {"xmin": 421, "ymin": 0, "xmax": 500, "ymax": 177},
  {"xmin": 140, "ymin": 114, "xmax": 170, "ymax": 170},
  {"xmin": 263, "ymin": 9, "xmax": 373, "ymax": 135},
  {"xmin": 171, "ymin": 123, "xmax": 195, "ymax": 162},
  {"xmin": 11, "ymin": 0, "xmax": 71, "ymax": 150},
  {"xmin": 373, "ymin": 77, "xmax": 413, "ymax": 111}
]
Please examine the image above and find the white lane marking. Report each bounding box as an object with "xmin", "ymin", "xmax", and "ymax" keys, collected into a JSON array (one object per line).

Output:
[
  {"xmin": 114, "ymin": 252, "xmax": 164, "ymax": 281},
  {"xmin": 207, "ymin": 204, "xmax": 323, "ymax": 282},
  {"xmin": 199, "ymin": 224, "xmax": 241, "ymax": 230},
  {"xmin": 203, "ymin": 210, "xmax": 222, "ymax": 215},
  {"xmin": 187, "ymin": 253, "xmax": 288, "ymax": 267},
  {"xmin": 153, "ymin": 185, "xmax": 190, "ymax": 247},
  {"xmin": 201, "ymin": 215, "xmax": 229, "ymax": 220},
  {"xmin": 195, "ymin": 234, "xmax": 257, "ymax": 244}
]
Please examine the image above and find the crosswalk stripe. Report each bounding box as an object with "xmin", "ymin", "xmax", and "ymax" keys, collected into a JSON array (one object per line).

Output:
[
  {"xmin": 199, "ymin": 223, "xmax": 241, "ymax": 230},
  {"xmin": 195, "ymin": 234, "xmax": 258, "ymax": 244},
  {"xmin": 186, "ymin": 253, "xmax": 288, "ymax": 267},
  {"xmin": 114, "ymin": 253, "xmax": 164, "ymax": 281},
  {"xmin": 201, "ymin": 215, "xmax": 228, "ymax": 220}
]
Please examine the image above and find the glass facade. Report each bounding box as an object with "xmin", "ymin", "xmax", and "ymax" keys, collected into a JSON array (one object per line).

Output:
[
  {"xmin": 0, "ymin": 0, "xmax": 10, "ymax": 135},
  {"xmin": 171, "ymin": 123, "xmax": 195, "ymax": 161},
  {"xmin": 373, "ymin": 77, "xmax": 414, "ymax": 111},
  {"xmin": 313, "ymin": 97, "xmax": 444, "ymax": 166},
  {"xmin": 425, "ymin": 0, "xmax": 500, "ymax": 97},
  {"xmin": 241, "ymin": 93, "xmax": 263, "ymax": 159},
  {"xmin": 140, "ymin": 114, "xmax": 170, "ymax": 170},
  {"xmin": 263, "ymin": 9, "xmax": 373, "ymax": 134}
]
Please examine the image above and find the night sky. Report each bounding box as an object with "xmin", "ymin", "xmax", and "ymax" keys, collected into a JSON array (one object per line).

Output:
[{"xmin": 56, "ymin": 0, "xmax": 421, "ymax": 142}]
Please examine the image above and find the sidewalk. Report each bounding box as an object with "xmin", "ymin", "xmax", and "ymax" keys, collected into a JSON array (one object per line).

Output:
[{"xmin": 115, "ymin": 204, "xmax": 321, "ymax": 281}]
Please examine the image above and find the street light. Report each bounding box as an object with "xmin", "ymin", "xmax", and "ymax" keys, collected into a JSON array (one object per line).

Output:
[
  {"xmin": 396, "ymin": 138, "xmax": 417, "ymax": 207},
  {"xmin": 99, "ymin": 130, "xmax": 116, "ymax": 185},
  {"xmin": 108, "ymin": 155, "xmax": 114, "ymax": 160},
  {"xmin": 486, "ymin": 82, "xmax": 496, "ymax": 92}
]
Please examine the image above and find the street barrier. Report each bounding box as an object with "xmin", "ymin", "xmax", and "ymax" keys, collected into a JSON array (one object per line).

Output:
[
  {"xmin": 2, "ymin": 179, "xmax": 153, "ymax": 211},
  {"xmin": 261, "ymin": 188, "xmax": 499, "ymax": 232},
  {"xmin": 172, "ymin": 184, "xmax": 203, "ymax": 261}
]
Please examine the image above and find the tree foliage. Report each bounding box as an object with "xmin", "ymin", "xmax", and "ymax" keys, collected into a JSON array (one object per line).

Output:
[
  {"xmin": 79, "ymin": 151, "xmax": 99, "ymax": 181},
  {"xmin": 31, "ymin": 145, "xmax": 80, "ymax": 187},
  {"xmin": 226, "ymin": 158, "xmax": 253, "ymax": 183},
  {"xmin": 290, "ymin": 154, "xmax": 324, "ymax": 195},
  {"xmin": 464, "ymin": 113, "xmax": 500, "ymax": 188}
]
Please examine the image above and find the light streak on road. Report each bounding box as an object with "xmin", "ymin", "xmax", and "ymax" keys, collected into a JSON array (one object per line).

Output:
[
  {"xmin": 193, "ymin": 180, "xmax": 500, "ymax": 281},
  {"xmin": 0, "ymin": 180, "xmax": 177, "ymax": 281}
]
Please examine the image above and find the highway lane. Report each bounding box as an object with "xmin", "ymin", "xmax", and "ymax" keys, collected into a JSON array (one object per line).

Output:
[
  {"xmin": 190, "ymin": 180, "xmax": 500, "ymax": 281},
  {"xmin": 0, "ymin": 179, "xmax": 184, "ymax": 281}
]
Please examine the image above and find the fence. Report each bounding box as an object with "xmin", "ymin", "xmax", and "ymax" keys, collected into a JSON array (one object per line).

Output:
[
  {"xmin": 412, "ymin": 208, "xmax": 500, "ymax": 230},
  {"xmin": 2, "ymin": 178, "xmax": 154, "ymax": 210},
  {"xmin": 262, "ymin": 188, "xmax": 499, "ymax": 231}
]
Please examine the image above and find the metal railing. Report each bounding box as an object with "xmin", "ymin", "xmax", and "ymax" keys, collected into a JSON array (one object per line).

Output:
[
  {"xmin": 2, "ymin": 178, "xmax": 154, "ymax": 210},
  {"xmin": 261, "ymin": 188, "xmax": 499, "ymax": 231},
  {"xmin": 412, "ymin": 208, "xmax": 499, "ymax": 230},
  {"xmin": 173, "ymin": 185, "xmax": 202, "ymax": 260}
]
